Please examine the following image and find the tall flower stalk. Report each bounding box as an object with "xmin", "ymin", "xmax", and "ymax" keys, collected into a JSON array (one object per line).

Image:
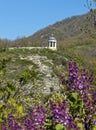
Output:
[{"xmin": 68, "ymin": 61, "xmax": 96, "ymax": 129}]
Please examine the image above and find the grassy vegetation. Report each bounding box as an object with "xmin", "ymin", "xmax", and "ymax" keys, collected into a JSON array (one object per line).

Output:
[{"xmin": 1, "ymin": 42, "xmax": 96, "ymax": 82}]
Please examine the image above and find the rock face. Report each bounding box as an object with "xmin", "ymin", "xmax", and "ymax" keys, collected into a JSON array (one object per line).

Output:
[{"xmin": 20, "ymin": 55, "xmax": 60, "ymax": 95}]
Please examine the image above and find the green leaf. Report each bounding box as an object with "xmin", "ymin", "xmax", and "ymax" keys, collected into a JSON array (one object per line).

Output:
[
  {"xmin": 77, "ymin": 122, "xmax": 84, "ymax": 129},
  {"xmin": 71, "ymin": 92, "xmax": 79, "ymax": 100},
  {"xmin": 0, "ymin": 70, "xmax": 4, "ymax": 75},
  {"xmin": 93, "ymin": 126, "xmax": 96, "ymax": 130},
  {"xmin": 55, "ymin": 124, "xmax": 66, "ymax": 130},
  {"xmin": 16, "ymin": 105, "xmax": 23, "ymax": 113}
]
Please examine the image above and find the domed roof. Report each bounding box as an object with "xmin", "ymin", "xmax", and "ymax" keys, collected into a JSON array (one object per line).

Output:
[{"xmin": 48, "ymin": 36, "xmax": 56, "ymax": 41}]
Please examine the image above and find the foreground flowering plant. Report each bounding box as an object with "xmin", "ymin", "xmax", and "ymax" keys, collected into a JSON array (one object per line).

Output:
[
  {"xmin": 1, "ymin": 61, "xmax": 96, "ymax": 130},
  {"xmin": 50, "ymin": 100, "xmax": 80, "ymax": 130},
  {"xmin": 68, "ymin": 61, "xmax": 96, "ymax": 129},
  {"xmin": 23, "ymin": 105, "xmax": 46, "ymax": 130}
]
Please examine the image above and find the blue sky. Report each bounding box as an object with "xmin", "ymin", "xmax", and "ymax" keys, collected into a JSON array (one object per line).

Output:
[{"xmin": 0, "ymin": 0, "xmax": 89, "ymax": 40}]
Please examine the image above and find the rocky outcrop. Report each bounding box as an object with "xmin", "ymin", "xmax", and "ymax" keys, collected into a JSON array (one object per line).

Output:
[{"xmin": 20, "ymin": 55, "xmax": 60, "ymax": 95}]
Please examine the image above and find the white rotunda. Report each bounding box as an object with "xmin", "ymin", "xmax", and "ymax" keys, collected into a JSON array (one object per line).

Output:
[{"xmin": 48, "ymin": 35, "xmax": 57, "ymax": 50}]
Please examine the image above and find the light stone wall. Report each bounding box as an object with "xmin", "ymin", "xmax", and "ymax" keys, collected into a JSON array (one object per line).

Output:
[{"xmin": 9, "ymin": 46, "xmax": 57, "ymax": 50}]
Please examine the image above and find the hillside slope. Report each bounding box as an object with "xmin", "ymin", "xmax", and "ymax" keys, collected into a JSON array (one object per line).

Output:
[
  {"xmin": 24, "ymin": 12, "xmax": 96, "ymax": 73},
  {"xmin": 1, "ymin": 11, "xmax": 96, "ymax": 73},
  {"xmin": 26, "ymin": 12, "xmax": 93, "ymax": 46},
  {"xmin": 0, "ymin": 49, "xmax": 68, "ymax": 97}
]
